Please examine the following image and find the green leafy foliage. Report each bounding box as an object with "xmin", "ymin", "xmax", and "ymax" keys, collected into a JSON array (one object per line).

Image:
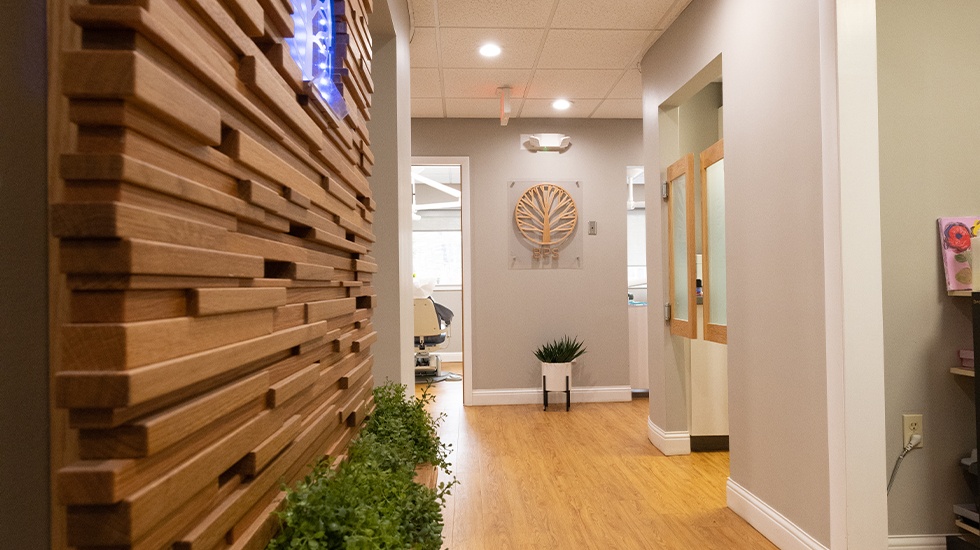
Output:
[
  {"xmin": 533, "ymin": 335, "xmax": 587, "ymax": 363},
  {"xmin": 267, "ymin": 382, "xmax": 454, "ymax": 550},
  {"xmin": 362, "ymin": 384, "xmax": 450, "ymax": 472}
]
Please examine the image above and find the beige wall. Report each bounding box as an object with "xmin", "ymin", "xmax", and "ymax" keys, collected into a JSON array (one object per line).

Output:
[
  {"xmin": 369, "ymin": 0, "xmax": 415, "ymax": 387},
  {"xmin": 0, "ymin": 3, "xmax": 50, "ymax": 548},
  {"xmin": 412, "ymin": 118, "xmax": 641, "ymax": 391},
  {"xmin": 679, "ymin": 82, "xmax": 723, "ymax": 255},
  {"xmin": 878, "ymin": 0, "xmax": 980, "ymax": 536},
  {"xmin": 642, "ymin": 0, "xmax": 831, "ymax": 543}
]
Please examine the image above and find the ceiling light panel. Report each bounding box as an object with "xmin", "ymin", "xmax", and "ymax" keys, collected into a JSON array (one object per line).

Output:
[{"xmin": 479, "ymin": 43, "xmax": 501, "ymax": 57}]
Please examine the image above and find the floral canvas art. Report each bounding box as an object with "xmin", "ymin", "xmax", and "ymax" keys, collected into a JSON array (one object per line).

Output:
[{"xmin": 939, "ymin": 217, "xmax": 980, "ymax": 291}]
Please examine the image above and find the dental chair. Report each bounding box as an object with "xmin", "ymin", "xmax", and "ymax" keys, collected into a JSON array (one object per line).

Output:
[{"xmin": 414, "ymin": 298, "xmax": 453, "ymax": 376}]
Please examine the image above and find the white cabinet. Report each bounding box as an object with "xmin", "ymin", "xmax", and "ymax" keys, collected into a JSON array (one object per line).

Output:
[
  {"xmin": 690, "ymin": 304, "xmax": 729, "ymax": 439},
  {"xmin": 628, "ymin": 304, "xmax": 649, "ymax": 391}
]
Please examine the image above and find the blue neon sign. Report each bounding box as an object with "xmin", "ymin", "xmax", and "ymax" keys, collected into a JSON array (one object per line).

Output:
[{"xmin": 286, "ymin": 0, "xmax": 348, "ymax": 118}]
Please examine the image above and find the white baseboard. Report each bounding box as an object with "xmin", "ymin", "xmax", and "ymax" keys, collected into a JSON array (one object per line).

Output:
[
  {"xmin": 646, "ymin": 417, "xmax": 691, "ymax": 455},
  {"xmin": 469, "ymin": 386, "xmax": 631, "ymax": 406},
  {"xmin": 727, "ymin": 479, "xmax": 828, "ymax": 550},
  {"xmin": 887, "ymin": 535, "xmax": 949, "ymax": 549},
  {"xmin": 433, "ymin": 351, "xmax": 462, "ymax": 362}
]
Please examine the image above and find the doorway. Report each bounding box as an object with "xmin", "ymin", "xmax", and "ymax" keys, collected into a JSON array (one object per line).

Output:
[
  {"xmin": 659, "ymin": 59, "xmax": 729, "ymax": 454},
  {"xmin": 410, "ymin": 157, "xmax": 473, "ymax": 405}
]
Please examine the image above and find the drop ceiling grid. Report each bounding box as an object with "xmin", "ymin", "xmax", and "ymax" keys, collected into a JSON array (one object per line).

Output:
[{"xmin": 407, "ymin": 0, "xmax": 694, "ymax": 119}]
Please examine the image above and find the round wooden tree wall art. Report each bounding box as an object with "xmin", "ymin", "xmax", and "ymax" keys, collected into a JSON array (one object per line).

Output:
[{"xmin": 514, "ymin": 183, "xmax": 579, "ymax": 260}]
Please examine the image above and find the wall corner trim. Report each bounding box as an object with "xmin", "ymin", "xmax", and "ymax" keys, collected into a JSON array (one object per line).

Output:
[
  {"xmin": 887, "ymin": 535, "xmax": 950, "ymax": 550},
  {"xmin": 646, "ymin": 417, "xmax": 690, "ymax": 455},
  {"xmin": 726, "ymin": 479, "xmax": 827, "ymax": 550},
  {"xmin": 469, "ymin": 386, "xmax": 631, "ymax": 406}
]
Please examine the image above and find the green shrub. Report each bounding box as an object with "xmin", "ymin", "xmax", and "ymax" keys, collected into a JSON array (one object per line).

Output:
[
  {"xmin": 267, "ymin": 382, "xmax": 454, "ymax": 550},
  {"xmin": 362, "ymin": 383, "xmax": 450, "ymax": 471}
]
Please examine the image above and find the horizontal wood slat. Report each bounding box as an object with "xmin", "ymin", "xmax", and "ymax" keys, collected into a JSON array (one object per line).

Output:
[
  {"xmin": 189, "ymin": 287, "xmax": 288, "ymax": 316},
  {"xmin": 53, "ymin": 0, "xmax": 376, "ymax": 547},
  {"xmin": 62, "ymin": 50, "xmax": 222, "ymax": 146}
]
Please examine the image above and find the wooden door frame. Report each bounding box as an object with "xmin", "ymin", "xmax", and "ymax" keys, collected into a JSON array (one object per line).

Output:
[
  {"xmin": 699, "ymin": 139, "xmax": 726, "ymax": 344},
  {"xmin": 666, "ymin": 153, "xmax": 697, "ymax": 339}
]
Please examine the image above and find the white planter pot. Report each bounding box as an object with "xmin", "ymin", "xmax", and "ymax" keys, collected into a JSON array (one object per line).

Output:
[{"xmin": 541, "ymin": 361, "xmax": 572, "ymax": 392}]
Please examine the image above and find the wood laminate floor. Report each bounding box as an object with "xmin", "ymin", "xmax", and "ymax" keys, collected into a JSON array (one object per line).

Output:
[{"xmin": 415, "ymin": 364, "xmax": 777, "ymax": 549}]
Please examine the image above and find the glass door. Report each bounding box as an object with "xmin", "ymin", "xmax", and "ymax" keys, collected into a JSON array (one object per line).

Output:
[
  {"xmin": 667, "ymin": 153, "xmax": 697, "ymax": 339},
  {"xmin": 700, "ymin": 139, "xmax": 727, "ymax": 344}
]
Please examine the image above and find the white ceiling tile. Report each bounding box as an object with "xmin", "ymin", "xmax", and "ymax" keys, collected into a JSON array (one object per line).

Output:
[
  {"xmin": 519, "ymin": 98, "xmax": 601, "ymax": 118},
  {"xmin": 409, "ymin": 0, "xmax": 437, "ymax": 27},
  {"xmin": 551, "ymin": 0, "xmax": 674, "ymax": 30},
  {"xmin": 412, "ymin": 98, "xmax": 446, "ymax": 118},
  {"xmin": 525, "ymin": 69, "xmax": 621, "ymax": 99},
  {"xmin": 607, "ymin": 69, "xmax": 642, "ymax": 99},
  {"xmin": 445, "ymin": 98, "xmax": 522, "ymax": 118},
  {"xmin": 410, "ymin": 28, "xmax": 440, "ymax": 68},
  {"xmin": 439, "ymin": 28, "xmax": 545, "ymax": 69},
  {"xmin": 436, "ymin": 0, "xmax": 555, "ymax": 28},
  {"xmin": 655, "ymin": 0, "xmax": 695, "ymax": 30},
  {"xmin": 411, "ymin": 68, "xmax": 443, "ymax": 98},
  {"xmin": 537, "ymin": 29, "xmax": 653, "ymax": 69},
  {"xmin": 591, "ymin": 99, "xmax": 643, "ymax": 118},
  {"xmin": 442, "ymin": 68, "xmax": 532, "ymax": 99}
]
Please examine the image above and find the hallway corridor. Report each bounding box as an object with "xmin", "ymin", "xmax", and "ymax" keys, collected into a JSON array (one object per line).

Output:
[{"xmin": 417, "ymin": 367, "xmax": 776, "ymax": 549}]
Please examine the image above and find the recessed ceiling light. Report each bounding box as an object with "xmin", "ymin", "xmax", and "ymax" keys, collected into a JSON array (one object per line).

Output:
[
  {"xmin": 552, "ymin": 99, "xmax": 572, "ymax": 111},
  {"xmin": 479, "ymin": 43, "xmax": 502, "ymax": 57}
]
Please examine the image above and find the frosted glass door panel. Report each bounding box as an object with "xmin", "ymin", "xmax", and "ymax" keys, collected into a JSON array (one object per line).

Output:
[
  {"xmin": 667, "ymin": 153, "xmax": 696, "ymax": 339},
  {"xmin": 707, "ymin": 160, "xmax": 726, "ymax": 324},
  {"xmin": 672, "ymin": 175, "xmax": 689, "ymax": 321},
  {"xmin": 700, "ymin": 140, "xmax": 727, "ymax": 344}
]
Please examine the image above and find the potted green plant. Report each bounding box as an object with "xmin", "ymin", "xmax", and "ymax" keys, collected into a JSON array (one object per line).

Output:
[{"xmin": 534, "ymin": 336, "xmax": 586, "ymax": 398}]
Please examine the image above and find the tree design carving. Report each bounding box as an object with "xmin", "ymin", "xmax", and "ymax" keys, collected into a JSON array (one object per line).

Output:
[{"xmin": 514, "ymin": 184, "xmax": 578, "ymax": 247}]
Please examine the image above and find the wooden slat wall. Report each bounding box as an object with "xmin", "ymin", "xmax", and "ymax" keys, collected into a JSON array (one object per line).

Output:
[{"xmin": 52, "ymin": 0, "xmax": 377, "ymax": 548}]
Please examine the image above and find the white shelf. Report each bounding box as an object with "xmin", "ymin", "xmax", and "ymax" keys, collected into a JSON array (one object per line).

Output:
[{"xmin": 952, "ymin": 367, "xmax": 976, "ymax": 378}]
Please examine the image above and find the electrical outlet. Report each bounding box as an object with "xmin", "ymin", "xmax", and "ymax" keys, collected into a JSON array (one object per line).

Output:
[{"xmin": 903, "ymin": 414, "xmax": 923, "ymax": 448}]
